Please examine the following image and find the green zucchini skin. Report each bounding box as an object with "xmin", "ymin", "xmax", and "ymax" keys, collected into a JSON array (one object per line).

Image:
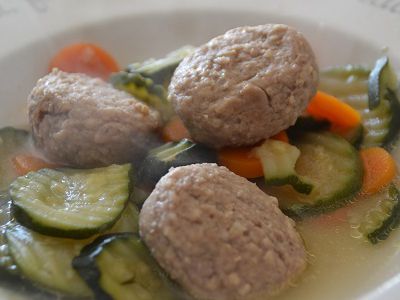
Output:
[
  {"xmin": 382, "ymin": 89, "xmax": 400, "ymax": 149},
  {"xmin": 110, "ymin": 72, "xmax": 174, "ymax": 122},
  {"xmin": 254, "ymin": 139, "xmax": 313, "ymax": 195},
  {"xmin": 319, "ymin": 61, "xmax": 400, "ymax": 150},
  {"xmin": 137, "ymin": 139, "xmax": 217, "ymax": 189},
  {"xmin": 267, "ymin": 132, "xmax": 363, "ymax": 218},
  {"xmin": 110, "ymin": 46, "xmax": 194, "ymax": 123},
  {"xmin": 72, "ymin": 233, "xmax": 177, "ymax": 300},
  {"xmin": 125, "ymin": 45, "xmax": 194, "ymax": 87},
  {"xmin": 10, "ymin": 164, "xmax": 132, "ymax": 239},
  {"xmin": 0, "ymin": 194, "xmax": 54, "ymax": 299},
  {"xmin": 5, "ymin": 203, "xmax": 139, "ymax": 297},
  {"xmin": 364, "ymin": 185, "xmax": 400, "ymax": 244},
  {"xmin": 0, "ymin": 127, "xmax": 32, "ymax": 190}
]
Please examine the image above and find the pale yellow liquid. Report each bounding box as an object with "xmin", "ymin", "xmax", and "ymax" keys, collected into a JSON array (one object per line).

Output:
[{"xmin": 275, "ymin": 185, "xmax": 400, "ymax": 300}]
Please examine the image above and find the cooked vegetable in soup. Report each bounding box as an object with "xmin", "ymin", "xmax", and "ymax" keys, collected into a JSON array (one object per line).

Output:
[{"xmin": 0, "ymin": 23, "xmax": 400, "ymax": 300}]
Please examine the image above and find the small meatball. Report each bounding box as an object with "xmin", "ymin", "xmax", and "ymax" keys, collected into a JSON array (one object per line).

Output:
[
  {"xmin": 140, "ymin": 163, "xmax": 307, "ymax": 300},
  {"xmin": 28, "ymin": 69, "xmax": 161, "ymax": 167},
  {"xmin": 169, "ymin": 24, "xmax": 318, "ymax": 148}
]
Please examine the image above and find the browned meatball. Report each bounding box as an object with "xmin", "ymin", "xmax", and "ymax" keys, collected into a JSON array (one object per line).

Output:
[
  {"xmin": 28, "ymin": 69, "xmax": 161, "ymax": 167},
  {"xmin": 139, "ymin": 163, "xmax": 307, "ymax": 300},
  {"xmin": 169, "ymin": 24, "xmax": 318, "ymax": 148}
]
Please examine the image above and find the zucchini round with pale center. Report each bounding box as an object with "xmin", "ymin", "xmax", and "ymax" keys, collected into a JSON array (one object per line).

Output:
[
  {"xmin": 357, "ymin": 184, "xmax": 400, "ymax": 244},
  {"xmin": 254, "ymin": 139, "xmax": 313, "ymax": 194},
  {"xmin": 5, "ymin": 203, "xmax": 139, "ymax": 297},
  {"xmin": 137, "ymin": 139, "xmax": 217, "ymax": 189},
  {"xmin": 266, "ymin": 132, "xmax": 363, "ymax": 217},
  {"xmin": 319, "ymin": 60, "xmax": 400, "ymax": 149},
  {"xmin": 0, "ymin": 127, "xmax": 32, "ymax": 190},
  {"xmin": 10, "ymin": 164, "xmax": 132, "ymax": 239},
  {"xmin": 73, "ymin": 233, "xmax": 177, "ymax": 300}
]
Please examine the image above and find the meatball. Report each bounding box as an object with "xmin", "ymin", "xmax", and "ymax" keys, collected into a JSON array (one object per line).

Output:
[
  {"xmin": 28, "ymin": 69, "xmax": 161, "ymax": 167},
  {"xmin": 169, "ymin": 24, "xmax": 318, "ymax": 148},
  {"xmin": 140, "ymin": 163, "xmax": 307, "ymax": 300}
]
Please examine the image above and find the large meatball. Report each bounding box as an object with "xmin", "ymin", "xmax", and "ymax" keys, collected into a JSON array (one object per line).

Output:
[
  {"xmin": 169, "ymin": 24, "xmax": 318, "ymax": 148},
  {"xmin": 28, "ymin": 69, "xmax": 161, "ymax": 167},
  {"xmin": 140, "ymin": 163, "xmax": 307, "ymax": 300}
]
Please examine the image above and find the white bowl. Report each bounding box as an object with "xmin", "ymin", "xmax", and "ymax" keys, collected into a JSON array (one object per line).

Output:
[{"xmin": 1, "ymin": 1, "xmax": 400, "ymax": 299}]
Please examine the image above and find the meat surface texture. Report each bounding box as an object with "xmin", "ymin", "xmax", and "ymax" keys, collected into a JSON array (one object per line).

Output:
[
  {"xmin": 28, "ymin": 69, "xmax": 161, "ymax": 167},
  {"xmin": 140, "ymin": 163, "xmax": 307, "ymax": 300},
  {"xmin": 169, "ymin": 24, "xmax": 319, "ymax": 148}
]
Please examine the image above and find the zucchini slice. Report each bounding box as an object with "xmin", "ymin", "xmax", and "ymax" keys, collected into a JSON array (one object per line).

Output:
[
  {"xmin": 111, "ymin": 46, "xmax": 194, "ymax": 122},
  {"xmin": 368, "ymin": 56, "xmax": 398, "ymax": 110},
  {"xmin": 137, "ymin": 139, "xmax": 217, "ymax": 189},
  {"xmin": 0, "ymin": 190, "xmax": 14, "ymax": 273},
  {"xmin": 73, "ymin": 233, "xmax": 176, "ymax": 300},
  {"xmin": 110, "ymin": 72, "xmax": 174, "ymax": 122},
  {"xmin": 358, "ymin": 184, "xmax": 400, "ymax": 244},
  {"xmin": 5, "ymin": 203, "xmax": 139, "ymax": 296},
  {"xmin": 0, "ymin": 127, "xmax": 32, "ymax": 190},
  {"xmin": 319, "ymin": 62, "xmax": 400, "ymax": 149},
  {"xmin": 267, "ymin": 132, "xmax": 363, "ymax": 217},
  {"xmin": 126, "ymin": 45, "xmax": 195, "ymax": 87},
  {"xmin": 10, "ymin": 164, "xmax": 132, "ymax": 239},
  {"xmin": 254, "ymin": 139, "xmax": 313, "ymax": 194}
]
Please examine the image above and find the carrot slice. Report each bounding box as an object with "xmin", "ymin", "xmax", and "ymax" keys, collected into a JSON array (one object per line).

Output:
[
  {"xmin": 218, "ymin": 147, "xmax": 263, "ymax": 179},
  {"xmin": 162, "ymin": 116, "xmax": 190, "ymax": 142},
  {"xmin": 271, "ymin": 131, "xmax": 289, "ymax": 143},
  {"xmin": 360, "ymin": 147, "xmax": 397, "ymax": 195},
  {"xmin": 48, "ymin": 43, "xmax": 119, "ymax": 80},
  {"xmin": 307, "ymin": 91, "xmax": 361, "ymax": 129},
  {"xmin": 12, "ymin": 155, "xmax": 58, "ymax": 176}
]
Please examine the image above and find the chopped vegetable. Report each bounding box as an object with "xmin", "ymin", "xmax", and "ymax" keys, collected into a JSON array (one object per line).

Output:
[
  {"xmin": 110, "ymin": 47, "xmax": 194, "ymax": 122},
  {"xmin": 266, "ymin": 132, "xmax": 363, "ymax": 217},
  {"xmin": 126, "ymin": 45, "xmax": 194, "ymax": 87},
  {"xmin": 254, "ymin": 139, "xmax": 313, "ymax": 194},
  {"xmin": 360, "ymin": 147, "xmax": 396, "ymax": 195},
  {"xmin": 138, "ymin": 139, "xmax": 217, "ymax": 188},
  {"xmin": 12, "ymin": 154, "xmax": 57, "ymax": 176},
  {"xmin": 72, "ymin": 233, "xmax": 176, "ymax": 300},
  {"xmin": 0, "ymin": 127, "xmax": 32, "ymax": 190},
  {"xmin": 319, "ymin": 62, "xmax": 400, "ymax": 149},
  {"xmin": 271, "ymin": 131, "xmax": 289, "ymax": 143},
  {"xmin": 10, "ymin": 164, "xmax": 132, "ymax": 239},
  {"xmin": 0, "ymin": 190, "xmax": 14, "ymax": 273},
  {"xmin": 368, "ymin": 56, "xmax": 398, "ymax": 110},
  {"xmin": 162, "ymin": 116, "xmax": 190, "ymax": 142},
  {"xmin": 330, "ymin": 123, "xmax": 364, "ymax": 148},
  {"xmin": 321, "ymin": 64, "xmax": 370, "ymax": 79},
  {"xmin": 307, "ymin": 91, "xmax": 361, "ymax": 129},
  {"xmin": 218, "ymin": 146, "xmax": 264, "ymax": 179},
  {"xmin": 48, "ymin": 43, "xmax": 119, "ymax": 80},
  {"xmin": 357, "ymin": 184, "xmax": 400, "ymax": 244},
  {"xmin": 110, "ymin": 71, "xmax": 174, "ymax": 122},
  {"xmin": 5, "ymin": 204, "xmax": 139, "ymax": 296}
]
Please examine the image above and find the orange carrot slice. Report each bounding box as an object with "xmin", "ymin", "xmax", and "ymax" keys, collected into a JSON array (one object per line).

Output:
[
  {"xmin": 218, "ymin": 147, "xmax": 263, "ymax": 179},
  {"xmin": 162, "ymin": 116, "xmax": 190, "ymax": 142},
  {"xmin": 12, "ymin": 155, "xmax": 58, "ymax": 176},
  {"xmin": 360, "ymin": 147, "xmax": 397, "ymax": 195},
  {"xmin": 49, "ymin": 43, "xmax": 119, "ymax": 80},
  {"xmin": 307, "ymin": 91, "xmax": 361, "ymax": 129}
]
